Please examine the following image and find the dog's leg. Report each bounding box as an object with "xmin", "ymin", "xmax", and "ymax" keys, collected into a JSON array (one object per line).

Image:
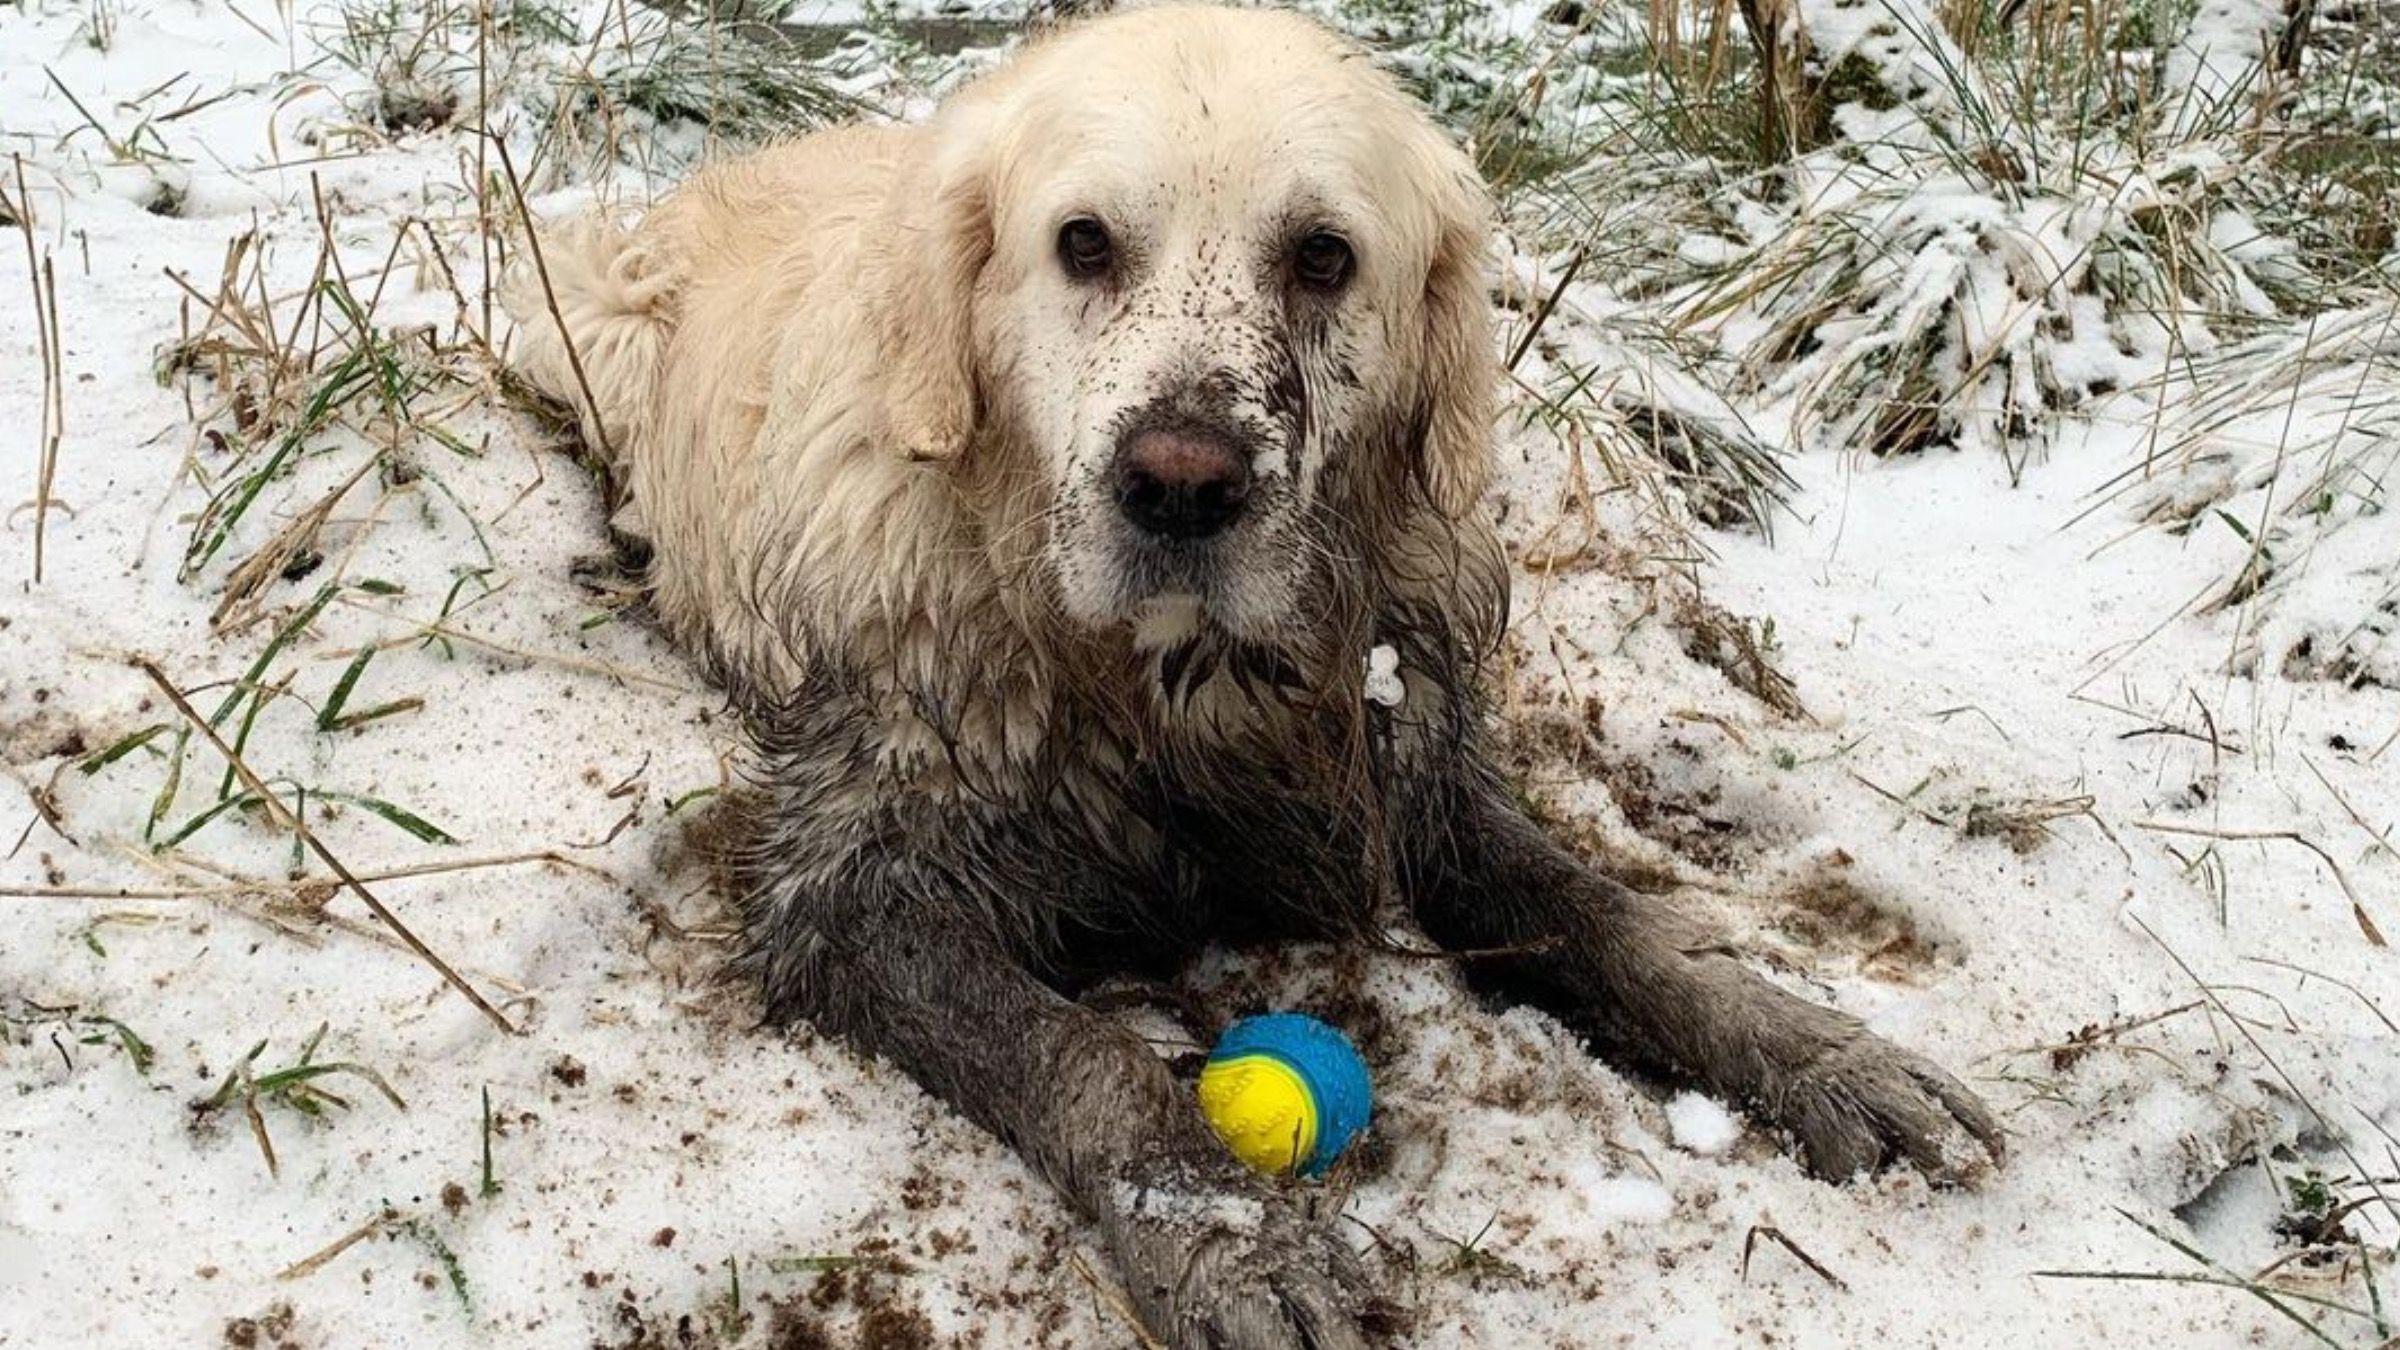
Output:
[
  {"xmin": 1401, "ymin": 759, "xmax": 2004, "ymax": 1182},
  {"xmin": 746, "ymin": 848, "xmax": 1377, "ymax": 1350}
]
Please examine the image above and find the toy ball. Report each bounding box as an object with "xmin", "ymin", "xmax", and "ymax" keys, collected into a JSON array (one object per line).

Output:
[{"xmin": 1198, "ymin": 1012, "xmax": 1373, "ymax": 1178}]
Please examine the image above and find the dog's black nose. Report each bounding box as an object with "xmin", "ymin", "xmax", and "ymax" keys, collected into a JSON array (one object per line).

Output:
[{"xmin": 1114, "ymin": 427, "xmax": 1252, "ymax": 540}]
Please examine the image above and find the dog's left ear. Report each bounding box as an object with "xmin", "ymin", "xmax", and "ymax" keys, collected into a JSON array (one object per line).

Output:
[
  {"xmin": 1412, "ymin": 156, "xmax": 1499, "ymax": 520},
  {"xmin": 868, "ymin": 105, "xmax": 998, "ymax": 464}
]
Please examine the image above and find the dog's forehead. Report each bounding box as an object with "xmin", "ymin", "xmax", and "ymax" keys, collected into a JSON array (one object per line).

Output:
[
  {"xmin": 994, "ymin": 15, "xmax": 1403, "ymax": 225},
  {"xmin": 1024, "ymin": 5, "xmax": 1368, "ymax": 100}
]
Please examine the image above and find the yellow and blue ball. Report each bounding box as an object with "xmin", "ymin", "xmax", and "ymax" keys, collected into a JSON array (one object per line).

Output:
[{"xmin": 1197, "ymin": 1012, "xmax": 1373, "ymax": 1178}]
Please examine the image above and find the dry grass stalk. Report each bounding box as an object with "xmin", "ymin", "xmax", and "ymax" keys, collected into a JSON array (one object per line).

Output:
[
  {"xmin": 1733, "ymin": 0, "xmax": 1814, "ymax": 158},
  {"xmin": 210, "ymin": 454, "xmax": 381, "ymax": 630},
  {"xmin": 2300, "ymin": 752, "xmax": 2400, "ymax": 871},
  {"xmin": 15, "ymin": 154, "xmax": 66, "ymax": 584},
  {"xmin": 2131, "ymin": 819, "xmax": 2387, "ymax": 947},
  {"xmin": 1068, "ymin": 1251, "xmax": 1169, "ymax": 1350},
  {"xmin": 137, "ymin": 657, "xmax": 520, "ymax": 1033},
  {"xmin": 1, "ymin": 848, "xmax": 590, "ymax": 901},
  {"xmin": 489, "ymin": 131, "xmax": 619, "ymax": 470},
  {"xmin": 1963, "ymin": 793, "xmax": 2106, "ymax": 853},
  {"xmin": 277, "ymin": 1208, "xmax": 403, "ymax": 1282},
  {"xmin": 1516, "ymin": 419, "xmax": 1607, "ymax": 575},
  {"xmin": 324, "ymin": 591, "xmax": 693, "ymax": 692},
  {"xmin": 92, "ymin": 844, "xmax": 536, "ymax": 996}
]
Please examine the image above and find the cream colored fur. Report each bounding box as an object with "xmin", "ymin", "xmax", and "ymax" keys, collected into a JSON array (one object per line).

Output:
[{"xmin": 505, "ymin": 4, "xmax": 1503, "ymax": 791}]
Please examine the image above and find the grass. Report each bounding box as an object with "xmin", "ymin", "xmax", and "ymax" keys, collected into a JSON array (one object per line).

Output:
[
  {"xmin": 1, "ymin": 999, "xmax": 157, "ymax": 1076},
  {"xmin": 2037, "ymin": 1205, "xmax": 2393, "ymax": 1348},
  {"xmin": 1429, "ymin": 1211, "xmax": 1530, "ymax": 1285},
  {"xmin": 97, "ymin": 0, "xmax": 910, "ymax": 903},
  {"xmin": 269, "ymin": 1202, "xmax": 473, "ymax": 1320},
  {"xmin": 1482, "ymin": 0, "xmax": 2400, "ymax": 494},
  {"xmin": 191, "ymin": 1024, "xmax": 408, "ymax": 1179},
  {"xmin": 71, "ymin": 587, "xmax": 459, "ymax": 860},
  {"xmin": 396, "ymin": 1216, "xmax": 476, "ymax": 1314},
  {"xmin": 1423, "ymin": 0, "xmax": 2400, "ymax": 740},
  {"xmin": 716, "ymin": 1255, "xmax": 747, "ymax": 1341},
  {"xmin": 478, "ymin": 1085, "xmax": 501, "ymax": 1200},
  {"xmin": 14, "ymin": 154, "xmax": 64, "ymax": 584},
  {"xmin": 41, "ymin": 65, "xmax": 183, "ymax": 195},
  {"xmin": 1515, "ymin": 310, "xmax": 1798, "ymax": 535},
  {"xmin": 305, "ymin": 0, "xmax": 883, "ymax": 188}
]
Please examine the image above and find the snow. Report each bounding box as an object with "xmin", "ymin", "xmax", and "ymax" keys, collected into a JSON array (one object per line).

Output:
[
  {"xmin": 1665, "ymin": 1093, "xmax": 1741, "ymax": 1157},
  {"xmin": 3, "ymin": 2, "xmax": 2397, "ymax": 1349},
  {"xmin": 1364, "ymin": 644, "xmax": 1406, "ymax": 708}
]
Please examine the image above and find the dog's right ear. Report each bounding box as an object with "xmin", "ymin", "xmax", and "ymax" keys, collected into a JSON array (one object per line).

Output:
[
  {"xmin": 1409, "ymin": 145, "xmax": 1500, "ymax": 521},
  {"xmin": 868, "ymin": 106, "xmax": 999, "ymax": 465}
]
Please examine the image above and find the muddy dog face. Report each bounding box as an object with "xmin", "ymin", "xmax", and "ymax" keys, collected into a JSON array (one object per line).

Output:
[{"xmin": 868, "ymin": 6, "xmax": 1498, "ymax": 648}]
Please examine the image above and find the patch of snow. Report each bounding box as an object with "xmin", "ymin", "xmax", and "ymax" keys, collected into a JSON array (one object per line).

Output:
[
  {"xmin": 1364, "ymin": 644, "xmax": 1406, "ymax": 707},
  {"xmin": 1664, "ymin": 1092, "xmax": 1741, "ymax": 1157}
]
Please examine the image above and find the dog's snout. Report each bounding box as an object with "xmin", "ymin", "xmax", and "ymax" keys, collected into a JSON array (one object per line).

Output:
[{"xmin": 1114, "ymin": 428, "xmax": 1252, "ymax": 540}]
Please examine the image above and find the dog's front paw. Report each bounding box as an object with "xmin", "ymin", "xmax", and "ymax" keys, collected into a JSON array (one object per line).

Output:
[
  {"xmin": 1766, "ymin": 1034, "xmax": 2005, "ymax": 1185},
  {"xmin": 1104, "ymin": 1158, "xmax": 1381, "ymax": 1350}
]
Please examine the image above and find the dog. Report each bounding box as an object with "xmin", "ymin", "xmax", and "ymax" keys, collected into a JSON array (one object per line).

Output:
[{"xmin": 509, "ymin": 6, "xmax": 2003, "ymax": 1346}]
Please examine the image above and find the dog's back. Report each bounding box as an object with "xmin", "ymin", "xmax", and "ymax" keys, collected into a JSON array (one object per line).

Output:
[{"xmin": 508, "ymin": 126, "xmax": 921, "ymax": 687}]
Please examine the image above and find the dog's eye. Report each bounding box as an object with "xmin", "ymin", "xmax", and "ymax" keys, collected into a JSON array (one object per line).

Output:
[
  {"xmin": 1057, "ymin": 217, "xmax": 1113, "ymax": 279},
  {"xmin": 1292, "ymin": 231, "xmax": 1354, "ymax": 292}
]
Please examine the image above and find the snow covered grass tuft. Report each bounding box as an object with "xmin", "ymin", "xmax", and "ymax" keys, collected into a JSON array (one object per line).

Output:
[
  {"xmin": 1528, "ymin": 0, "xmax": 2358, "ymax": 472},
  {"xmin": 2077, "ymin": 299, "xmax": 2400, "ymax": 691},
  {"xmin": 531, "ymin": 6, "xmax": 878, "ymax": 179},
  {"xmin": 1416, "ymin": 0, "xmax": 2400, "ymax": 675},
  {"xmin": 309, "ymin": 0, "xmax": 889, "ymax": 185}
]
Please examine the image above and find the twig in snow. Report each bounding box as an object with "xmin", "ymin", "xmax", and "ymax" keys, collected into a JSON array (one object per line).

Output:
[
  {"xmin": 1741, "ymin": 1222, "xmax": 1848, "ymax": 1292},
  {"xmin": 1504, "ymin": 245, "xmax": 1586, "ymax": 373}
]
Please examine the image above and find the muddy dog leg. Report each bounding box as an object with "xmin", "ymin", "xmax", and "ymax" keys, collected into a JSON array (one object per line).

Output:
[
  {"xmin": 746, "ymin": 849, "xmax": 1375, "ymax": 1350},
  {"xmin": 1403, "ymin": 765, "xmax": 2004, "ymax": 1182}
]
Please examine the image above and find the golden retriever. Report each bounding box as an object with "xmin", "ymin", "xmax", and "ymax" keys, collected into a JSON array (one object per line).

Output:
[{"xmin": 510, "ymin": 7, "xmax": 2000, "ymax": 1347}]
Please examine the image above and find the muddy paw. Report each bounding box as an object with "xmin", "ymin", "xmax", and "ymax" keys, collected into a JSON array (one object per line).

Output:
[
  {"xmin": 1104, "ymin": 1159, "xmax": 1380, "ymax": 1350},
  {"xmin": 1769, "ymin": 1035, "xmax": 2005, "ymax": 1185}
]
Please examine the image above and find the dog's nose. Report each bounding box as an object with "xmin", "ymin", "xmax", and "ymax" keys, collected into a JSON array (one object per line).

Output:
[{"xmin": 1114, "ymin": 427, "xmax": 1252, "ymax": 540}]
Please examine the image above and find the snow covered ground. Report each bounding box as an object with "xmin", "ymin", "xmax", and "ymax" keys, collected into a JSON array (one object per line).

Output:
[{"xmin": 2, "ymin": 2, "xmax": 2394, "ymax": 1348}]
